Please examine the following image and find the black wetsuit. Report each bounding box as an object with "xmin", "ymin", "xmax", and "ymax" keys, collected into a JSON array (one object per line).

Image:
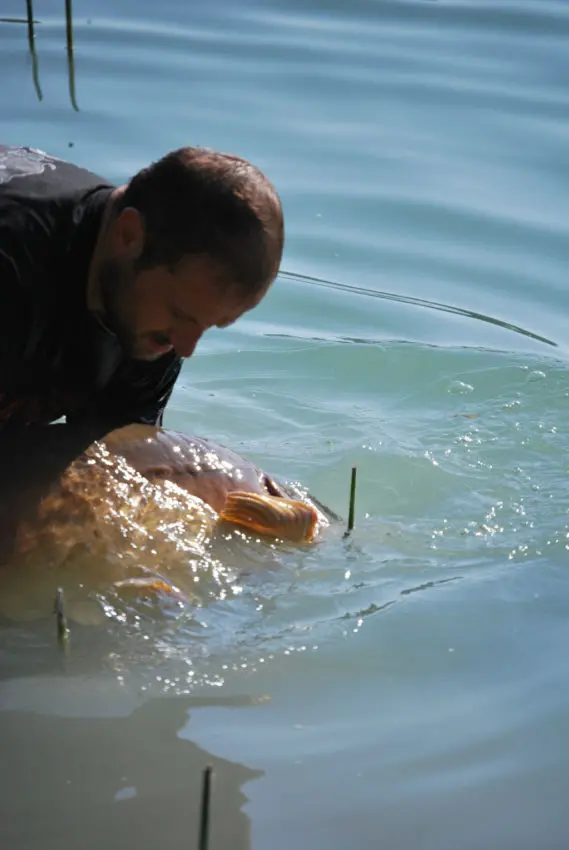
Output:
[{"xmin": 0, "ymin": 144, "xmax": 181, "ymax": 432}]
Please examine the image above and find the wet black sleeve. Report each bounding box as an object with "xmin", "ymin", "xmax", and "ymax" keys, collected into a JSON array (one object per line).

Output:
[
  {"xmin": 0, "ymin": 248, "xmax": 34, "ymax": 382},
  {"xmin": 65, "ymin": 351, "xmax": 183, "ymax": 430}
]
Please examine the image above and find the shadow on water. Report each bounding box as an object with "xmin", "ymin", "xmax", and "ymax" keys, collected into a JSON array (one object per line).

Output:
[
  {"xmin": 0, "ymin": 693, "xmax": 261, "ymax": 849},
  {"xmin": 0, "ymin": 0, "xmax": 79, "ymax": 111}
]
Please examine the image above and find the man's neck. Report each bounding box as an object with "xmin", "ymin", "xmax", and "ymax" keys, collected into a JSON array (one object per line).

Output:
[{"xmin": 86, "ymin": 185, "xmax": 126, "ymax": 318}]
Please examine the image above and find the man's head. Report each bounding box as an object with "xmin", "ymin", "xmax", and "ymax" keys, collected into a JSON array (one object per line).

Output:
[{"xmin": 94, "ymin": 147, "xmax": 284, "ymax": 361}]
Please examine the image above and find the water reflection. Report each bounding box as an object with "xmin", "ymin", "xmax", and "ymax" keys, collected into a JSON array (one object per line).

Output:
[
  {"xmin": 0, "ymin": 0, "xmax": 79, "ymax": 110},
  {"xmin": 0, "ymin": 692, "xmax": 261, "ymax": 849}
]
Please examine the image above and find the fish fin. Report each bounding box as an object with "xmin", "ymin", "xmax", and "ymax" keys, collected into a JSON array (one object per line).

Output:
[
  {"xmin": 219, "ymin": 491, "xmax": 319, "ymax": 543},
  {"xmin": 113, "ymin": 577, "xmax": 183, "ymax": 598}
]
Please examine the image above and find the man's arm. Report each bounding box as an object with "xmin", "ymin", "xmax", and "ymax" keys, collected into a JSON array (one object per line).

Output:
[
  {"xmin": 0, "ymin": 249, "xmax": 33, "ymax": 377},
  {"xmin": 65, "ymin": 350, "xmax": 183, "ymax": 432}
]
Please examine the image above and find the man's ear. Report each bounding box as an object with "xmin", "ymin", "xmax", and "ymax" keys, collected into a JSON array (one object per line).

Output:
[{"xmin": 111, "ymin": 207, "xmax": 145, "ymax": 261}]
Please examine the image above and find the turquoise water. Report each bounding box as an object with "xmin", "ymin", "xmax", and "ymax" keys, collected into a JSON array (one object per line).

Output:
[{"xmin": 1, "ymin": 0, "xmax": 569, "ymax": 847}]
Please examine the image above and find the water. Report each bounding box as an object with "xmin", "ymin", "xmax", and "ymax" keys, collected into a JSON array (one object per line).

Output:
[{"xmin": 1, "ymin": 0, "xmax": 568, "ymax": 847}]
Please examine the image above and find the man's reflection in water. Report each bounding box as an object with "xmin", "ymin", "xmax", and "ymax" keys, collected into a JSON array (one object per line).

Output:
[{"xmin": 0, "ymin": 694, "xmax": 263, "ymax": 850}]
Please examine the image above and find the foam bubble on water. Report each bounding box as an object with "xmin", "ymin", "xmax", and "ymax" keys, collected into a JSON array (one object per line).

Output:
[
  {"xmin": 114, "ymin": 786, "xmax": 137, "ymax": 802},
  {"xmin": 447, "ymin": 380, "xmax": 474, "ymax": 394}
]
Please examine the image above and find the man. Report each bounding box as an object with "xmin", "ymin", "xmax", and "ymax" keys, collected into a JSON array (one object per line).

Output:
[{"xmin": 0, "ymin": 143, "xmax": 284, "ymax": 435}]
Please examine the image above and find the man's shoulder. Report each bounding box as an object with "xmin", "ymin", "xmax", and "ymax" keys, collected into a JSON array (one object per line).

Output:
[
  {"xmin": 0, "ymin": 145, "xmax": 115, "ymax": 302},
  {"xmin": 0, "ymin": 144, "xmax": 113, "ymax": 204},
  {"xmin": 0, "ymin": 143, "xmax": 115, "ymax": 254}
]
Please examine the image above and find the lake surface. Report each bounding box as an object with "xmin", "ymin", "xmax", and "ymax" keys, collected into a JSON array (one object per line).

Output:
[{"xmin": 1, "ymin": 0, "xmax": 568, "ymax": 847}]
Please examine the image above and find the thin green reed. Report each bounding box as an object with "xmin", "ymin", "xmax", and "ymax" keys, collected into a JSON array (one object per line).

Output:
[
  {"xmin": 65, "ymin": 0, "xmax": 79, "ymax": 111},
  {"xmin": 343, "ymin": 466, "xmax": 357, "ymax": 538},
  {"xmin": 0, "ymin": 1, "xmax": 78, "ymax": 110},
  {"xmin": 25, "ymin": 0, "xmax": 43, "ymax": 101},
  {"xmin": 198, "ymin": 766, "xmax": 214, "ymax": 850},
  {"xmin": 54, "ymin": 588, "xmax": 70, "ymax": 654}
]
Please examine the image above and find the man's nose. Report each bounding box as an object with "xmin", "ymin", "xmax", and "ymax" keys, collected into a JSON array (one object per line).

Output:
[{"xmin": 171, "ymin": 325, "xmax": 203, "ymax": 359}]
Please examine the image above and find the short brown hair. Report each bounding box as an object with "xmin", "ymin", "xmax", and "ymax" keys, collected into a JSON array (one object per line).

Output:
[{"xmin": 119, "ymin": 146, "xmax": 284, "ymax": 294}]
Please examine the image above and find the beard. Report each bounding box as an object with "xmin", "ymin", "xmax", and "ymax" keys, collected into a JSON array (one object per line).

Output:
[
  {"xmin": 96, "ymin": 258, "xmax": 153, "ymax": 361},
  {"xmin": 96, "ymin": 257, "xmax": 136, "ymax": 349},
  {"xmin": 95, "ymin": 258, "xmax": 173, "ymax": 362}
]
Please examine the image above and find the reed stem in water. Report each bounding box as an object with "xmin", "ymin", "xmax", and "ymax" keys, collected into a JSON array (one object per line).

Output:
[
  {"xmin": 65, "ymin": 0, "xmax": 79, "ymax": 111},
  {"xmin": 25, "ymin": 0, "xmax": 43, "ymax": 101},
  {"xmin": 198, "ymin": 765, "xmax": 213, "ymax": 850},
  {"xmin": 346, "ymin": 465, "xmax": 357, "ymax": 534},
  {"xmin": 54, "ymin": 587, "xmax": 70, "ymax": 652}
]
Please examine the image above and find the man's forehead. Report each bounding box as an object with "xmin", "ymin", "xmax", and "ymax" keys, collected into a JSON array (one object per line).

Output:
[{"xmin": 176, "ymin": 254, "xmax": 271, "ymax": 299}]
